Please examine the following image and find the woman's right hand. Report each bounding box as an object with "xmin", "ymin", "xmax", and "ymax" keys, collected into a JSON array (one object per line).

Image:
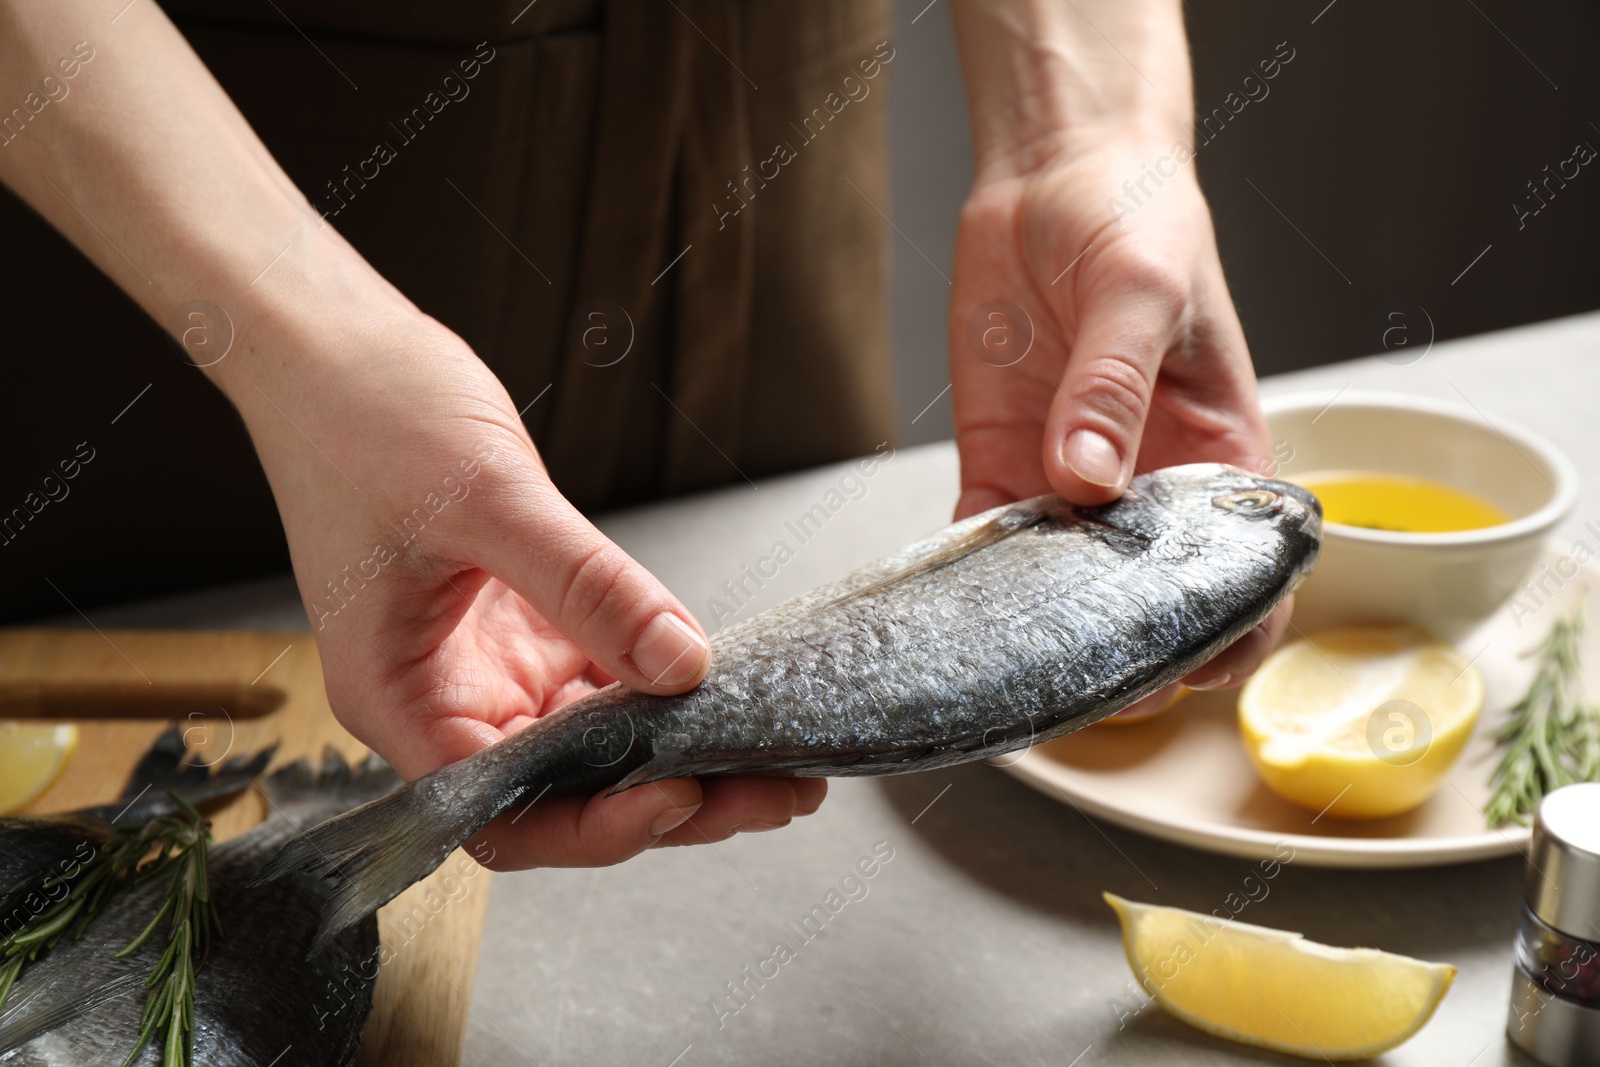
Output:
[
  {"xmin": 230, "ymin": 289, "xmax": 825, "ymax": 871},
  {"xmin": 0, "ymin": 0, "xmax": 821, "ymax": 868}
]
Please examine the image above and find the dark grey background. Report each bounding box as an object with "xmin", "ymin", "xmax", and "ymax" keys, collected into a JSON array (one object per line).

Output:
[
  {"xmin": 3, "ymin": 0, "xmax": 1597, "ymax": 616},
  {"xmin": 887, "ymin": 0, "xmax": 1600, "ymax": 445}
]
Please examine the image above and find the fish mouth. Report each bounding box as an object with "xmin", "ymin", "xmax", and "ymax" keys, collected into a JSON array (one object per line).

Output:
[
  {"xmin": 1262, "ymin": 477, "xmax": 1321, "ymax": 519},
  {"xmin": 1261, "ymin": 476, "xmax": 1324, "ymax": 545}
]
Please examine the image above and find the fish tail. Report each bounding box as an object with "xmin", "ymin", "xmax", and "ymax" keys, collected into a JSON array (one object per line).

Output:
[{"xmin": 250, "ymin": 759, "xmax": 525, "ymax": 957}]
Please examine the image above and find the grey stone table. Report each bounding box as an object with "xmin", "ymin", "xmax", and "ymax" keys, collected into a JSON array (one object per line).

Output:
[{"xmin": 57, "ymin": 310, "xmax": 1600, "ymax": 1066}]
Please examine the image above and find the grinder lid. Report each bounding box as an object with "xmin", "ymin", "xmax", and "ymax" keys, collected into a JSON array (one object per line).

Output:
[{"xmin": 1526, "ymin": 782, "xmax": 1600, "ymax": 937}]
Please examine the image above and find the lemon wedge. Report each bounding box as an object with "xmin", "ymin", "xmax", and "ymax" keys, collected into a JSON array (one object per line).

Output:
[
  {"xmin": 1105, "ymin": 893, "xmax": 1455, "ymax": 1060},
  {"xmin": 0, "ymin": 721, "xmax": 78, "ymax": 814},
  {"xmin": 1238, "ymin": 626, "xmax": 1483, "ymax": 819}
]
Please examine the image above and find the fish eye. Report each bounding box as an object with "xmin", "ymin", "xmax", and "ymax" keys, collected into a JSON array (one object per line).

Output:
[{"xmin": 1215, "ymin": 489, "xmax": 1280, "ymax": 514}]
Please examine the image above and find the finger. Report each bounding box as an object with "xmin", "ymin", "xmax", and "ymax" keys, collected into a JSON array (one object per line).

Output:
[
  {"xmin": 655, "ymin": 777, "xmax": 804, "ymax": 846},
  {"xmin": 1141, "ymin": 274, "xmax": 1271, "ymax": 473},
  {"xmin": 953, "ymin": 485, "xmax": 1014, "ymax": 522},
  {"xmin": 952, "ymin": 418, "xmax": 1052, "ymax": 522},
  {"xmin": 475, "ymin": 477, "xmax": 711, "ymax": 696},
  {"xmin": 792, "ymin": 777, "xmax": 827, "ymax": 816},
  {"xmin": 1183, "ymin": 595, "xmax": 1294, "ymax": 691},
  {"xmin": 1045, "ymin": 264, "xmax": 1184, "ymax": 505},
  {"xmin": 467, "ymin": 776, "xmax": 706, "ymax": 871}
]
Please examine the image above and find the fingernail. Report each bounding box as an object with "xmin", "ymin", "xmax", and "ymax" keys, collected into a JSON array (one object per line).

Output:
[
  {"xmin": 650, "ymin": 801, "xmax": 701, "ymax": 838},
  {"xmin": 1062, "ymin": 429, "xmax": 1123, "ymax": 488},
  {"xmin": 732, "ymin": 820, "xmax": 788, "ymax": 834},
  {"xmin": 633, "ymin": 612, "xmax": 709, "ymax": 686},
  {"xmin": 794, "ymin": 797, "xmax": 822, "ymax": 817}
]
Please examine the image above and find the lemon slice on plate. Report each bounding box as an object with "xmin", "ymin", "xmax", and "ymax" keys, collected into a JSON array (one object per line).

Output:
[
  {"xmin": 0, "ymin": 722, "xmax": 78, "ymax": 814},
  {"xmin": 1238, "ymin": 626, "xmax": 1483, "ymax": 819},
  {"xmin": 1105, "ymin": 893, "xmax": 1455, "ymax": 1060}
]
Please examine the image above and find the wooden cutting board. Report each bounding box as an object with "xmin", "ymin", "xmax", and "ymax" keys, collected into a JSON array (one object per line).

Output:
[{"xmin": 0, "ymin": 628, "xmax": 489, "ymax": 1067}]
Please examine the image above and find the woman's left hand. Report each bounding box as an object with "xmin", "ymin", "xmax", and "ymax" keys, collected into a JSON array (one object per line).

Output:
[{"xmin": 948, "ymin": 140, "xmax": 1291, "ymax": 696}]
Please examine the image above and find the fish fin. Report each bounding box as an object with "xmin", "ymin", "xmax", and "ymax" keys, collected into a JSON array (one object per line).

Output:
[
  {"xmin": 87, "ymin": 727, "xmax": 277, "ymax": 827},
  {"xmin": 0, "ymin": 972, "xmax": 143, "ymax": 1053},
  {"xmin": 825, "ymin": 503, "xmax": 1051, "ymax": 610},
  {"xmin": 119, "ymin": 724, "xmax": 191, "ymax": 793},
  {"xmin": 250, "ymin": 765, "xmax": 509, "ymax": 958},
  {"xmin": 257, "ymin": 747, "xmax": 400, "ymax": 819},
  {"xmin": 611, "ymin": 757, "xmax": 795, "ymax": 789},
  {"xmin": 168, "ymin": 740, "xmax": 278, "ymax": 807},
  {"xmin": 607, "ymin": 737, "xmax": 845, "ymax": 793},
  {"xmin": 606, "ymin": 733, "xmax": 693, "ymax": 795}
]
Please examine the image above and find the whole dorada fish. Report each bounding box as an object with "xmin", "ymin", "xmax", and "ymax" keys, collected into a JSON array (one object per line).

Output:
[
  {"xmin": 260, "ymin": 463, "xmax": 1322, "ymax": 950},
  {"xmin": 0, "ymin": 753, "xmax": 395, "ymax": 1067}
]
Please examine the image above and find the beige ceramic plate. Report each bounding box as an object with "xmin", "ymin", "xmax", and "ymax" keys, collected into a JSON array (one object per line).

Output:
[{"xmin": 1001, "ymin": 544, "xmax": 1600, "ymax": 867}]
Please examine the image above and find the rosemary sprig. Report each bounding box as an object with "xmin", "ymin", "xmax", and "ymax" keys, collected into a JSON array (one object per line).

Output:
[
  {"xmin": 0, "ymin": 795, "xmax": 218, "ymax": 1067},
  {"xmin": 0, "ymin": 811, "xmax": 175, "ymax": 1012},
  {"xmin": 1486, "ymin": 601, "xmax": 1600, "ymax": 826},
  {"xmin": 118, "ymin": 796, "xmax": 219, "ymax": 1067}
]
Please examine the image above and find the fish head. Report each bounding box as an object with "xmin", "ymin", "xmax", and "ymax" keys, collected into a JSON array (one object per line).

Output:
[{"xmin": 1129, "ymin": 463, "xmax": 1323, "ymax": 586}]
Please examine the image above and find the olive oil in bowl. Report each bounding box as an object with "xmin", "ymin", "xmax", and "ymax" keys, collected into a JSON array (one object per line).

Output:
[{"xmin": 1291, "ymin": 471, "xmax": 1511, "ymax": 534}]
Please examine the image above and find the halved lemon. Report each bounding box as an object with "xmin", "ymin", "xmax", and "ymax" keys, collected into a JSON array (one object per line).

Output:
[
  {"xmin": 0, "ymin": 721, "xmax": 78, "ymax": 814},
  {"xmin": 1105, "ymin": 893, "xmax": 1455, "ymax": 1060},
  {"xmin": 1238, "ymin": 626, "xmax": 1482, "ymax": 819}
]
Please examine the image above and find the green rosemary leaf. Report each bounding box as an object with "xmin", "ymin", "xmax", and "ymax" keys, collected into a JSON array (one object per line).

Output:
[
  {"xmin": 2, "ymin": 792, "xmax": 220, "ymax": 1067},
  {"xmin": 1486, "ymin": 602, "xmax": 1600, "ymax": 826},
  {"xmin": 115, "ymin": 895, "xmax": 174, "ymax": 961},
  {"xmin": 118, "ymin": 805, "xmax": 214, "ymax": 1067}
]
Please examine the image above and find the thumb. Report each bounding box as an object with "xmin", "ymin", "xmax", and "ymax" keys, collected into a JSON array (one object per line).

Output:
[
  {"xmin": 1046, "ymin": 278, "xmax": 1182, "ymax": 505},
  {"xmin": 478, "ymin": 479, "xmax": 711, "ymax": 695}
]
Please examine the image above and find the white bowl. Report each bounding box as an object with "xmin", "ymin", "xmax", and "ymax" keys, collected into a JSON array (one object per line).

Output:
[{"xmin": 1263, "ymin": 391, "xmax": 1579, "ymax": 640}]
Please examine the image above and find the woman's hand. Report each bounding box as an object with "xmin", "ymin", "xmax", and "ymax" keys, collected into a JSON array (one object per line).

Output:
[
  {"xmin": 236, "ymin": 308, "xmax": 823, "ymax": 870},
  {"xmin": 0, "ymin": 0, "xmax": 818, "ymax": 868},
  {"xmin": 948, "ymin": 0, "xmax": 1290, "ymax": 697},
  {"xmin": 949, "ymin": 144, "xmax": 1289, "ymax": 694}
]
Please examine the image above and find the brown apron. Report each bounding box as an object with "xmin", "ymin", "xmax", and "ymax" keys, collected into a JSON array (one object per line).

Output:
[{"xmin": 0, "ymin": 1, "xmax": 895, "ymax": 618}]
